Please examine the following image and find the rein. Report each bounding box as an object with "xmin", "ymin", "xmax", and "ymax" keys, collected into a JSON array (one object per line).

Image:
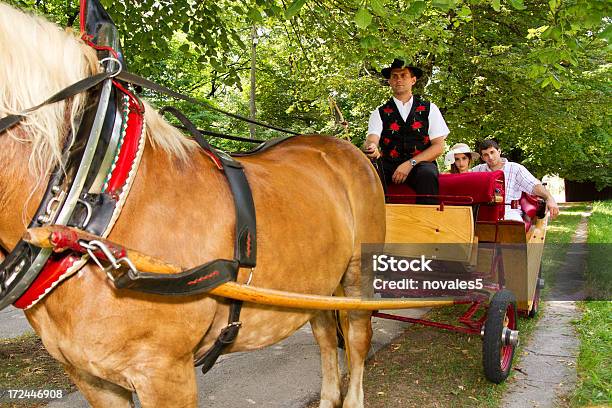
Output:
[
  {"xmin": 0, "ymin": 70, "xmax": 299, "ymax": 138},
  {"xmin": 0, "ymin": 68, "xmax": 120, "ymax": 135}
]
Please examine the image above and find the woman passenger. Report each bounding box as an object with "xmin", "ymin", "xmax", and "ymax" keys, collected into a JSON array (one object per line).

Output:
[{"xmin": 444, "ymin": 143, "xmax": 480, "ymax": 174}]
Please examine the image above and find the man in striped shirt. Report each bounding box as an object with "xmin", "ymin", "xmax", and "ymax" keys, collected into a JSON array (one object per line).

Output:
[{"xmin": 471, "ymin": 140, "xmax": 559, "ymax": 222}]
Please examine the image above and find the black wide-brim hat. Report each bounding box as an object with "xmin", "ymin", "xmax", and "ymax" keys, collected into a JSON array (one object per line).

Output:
[{"xmin": 381, "ymin": 58, "xmax": 424, "ymax": 80}]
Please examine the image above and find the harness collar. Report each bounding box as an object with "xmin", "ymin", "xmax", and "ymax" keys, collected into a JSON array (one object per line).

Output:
[{"xmin": 0, "ymin": 0, "xmax": 144, "ymax": 310}]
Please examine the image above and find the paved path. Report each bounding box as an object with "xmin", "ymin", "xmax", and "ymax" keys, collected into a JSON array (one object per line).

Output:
[
  {"xmin": 0, "ymin": 305, "xmax": 32, "ymax": 338},
  {"xmin": 46, "ymin": 309, "xmax": 426, "ymax": 407},
  {"xmin": 502, "ymin": 209, "xmax": 590, "ymax": 407}
]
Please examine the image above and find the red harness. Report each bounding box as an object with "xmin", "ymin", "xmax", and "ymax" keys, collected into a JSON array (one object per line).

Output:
[{"xmin": 14, "ymin": 96, "xmax": 144, "ymax": 309}]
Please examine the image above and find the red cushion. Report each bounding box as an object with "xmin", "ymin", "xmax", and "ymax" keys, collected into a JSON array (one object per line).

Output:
[
  {"xmin": 386, "ymin": 171, "xmax": 505, "ymax": 202},
  {"xmin": 385, "ymin": 184, "xmax": 417, "ymax": 204},
  {"xmin": 519, "ymin": 192, "xmax": 546, "ymax": 231},
  {"xmin": 519, "ymin": 192, "xmax": 542, "ymax": 220},
  {"xmin": 439, "ymin": 171, "xmax": 505, "ymax": 204},
  {"xmin": 384, "ymin": 171, "xmax": 506, "ymax": 221}
]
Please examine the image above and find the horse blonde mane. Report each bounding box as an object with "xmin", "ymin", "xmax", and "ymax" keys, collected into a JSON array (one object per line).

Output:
[{"xmin": 0, "ymin": 3, "xmax": 194, "ymax": 180}]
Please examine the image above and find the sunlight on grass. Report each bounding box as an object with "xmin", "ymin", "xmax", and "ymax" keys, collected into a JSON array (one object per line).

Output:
[{"xmin": 572, "ymin": 201, "xmax": 612, "ymax": 407}]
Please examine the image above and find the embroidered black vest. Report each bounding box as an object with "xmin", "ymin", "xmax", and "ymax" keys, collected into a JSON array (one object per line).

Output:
[{"xmin": 379, "ymin": 96, "xmax": 431, "ymax": 164}]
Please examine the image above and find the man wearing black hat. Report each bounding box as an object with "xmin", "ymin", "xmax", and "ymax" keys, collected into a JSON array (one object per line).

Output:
[{"xmin": 364, "ymin": 59, "xmax": 449, "ymax": 204}]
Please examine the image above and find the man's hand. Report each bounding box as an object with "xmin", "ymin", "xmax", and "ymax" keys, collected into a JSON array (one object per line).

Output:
[
  {"xmin": 533, "ymin": 184, "xmax": 560, "ymax": 219},
  {"xmin": 546, "ymin": 197, "xmax": 560, "ymax": 219},
  {"xmin": 363, "ymin": 142, "xmax": 380, "ymax": 159},
  {"xmin": 392, "ymin": 161, "xmax": 413, "ymax": 184}
]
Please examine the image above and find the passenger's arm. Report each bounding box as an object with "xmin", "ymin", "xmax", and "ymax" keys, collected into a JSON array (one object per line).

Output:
[{"xmin": 532, "ymin": 184, "xmax": 559, "ymax": 219}]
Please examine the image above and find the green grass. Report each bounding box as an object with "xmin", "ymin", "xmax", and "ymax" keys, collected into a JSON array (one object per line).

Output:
[
  {"xmin": 0, "ymin": 332, "xmax": 76, "ymax": 408},
  {"xmin": 572, "ymin": 200, "xmax": 612, "ymax": 407},
  {"xmin": 585, "ymin": 200, "xmax": 612, "ymax": 298},
  {"xmin": 540, "ymin": 204, "xmax": 588, "ymax": 291},
  {"xmin": 547, "ymin": 204, "xmax": 589, "ymax": 244}
]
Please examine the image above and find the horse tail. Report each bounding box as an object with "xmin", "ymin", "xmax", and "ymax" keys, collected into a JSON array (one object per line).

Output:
[{"xmin": 333, "ymin": 287, "xmax": 352, "ymax": 372}]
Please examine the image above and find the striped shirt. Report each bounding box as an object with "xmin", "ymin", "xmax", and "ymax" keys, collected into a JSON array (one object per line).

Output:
[{"xmin": 471, "ymin": 159, "xmax": 540, "ymax": 203}]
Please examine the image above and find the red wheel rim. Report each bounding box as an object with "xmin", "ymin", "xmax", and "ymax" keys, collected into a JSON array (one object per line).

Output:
[{"xmin": 500, "ymin": 303, "xmax": 516, "ymax": 370}]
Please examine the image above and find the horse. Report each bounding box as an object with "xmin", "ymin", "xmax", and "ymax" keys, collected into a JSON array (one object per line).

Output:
[{"xmin": 0, "ymin": 4, "xmax": 385, "ymax": 408}]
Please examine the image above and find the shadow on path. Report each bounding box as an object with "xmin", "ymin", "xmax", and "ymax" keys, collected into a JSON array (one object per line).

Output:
[{"xmin": 502, "ymin": 208, "xmax": 590, "ymax": 408}]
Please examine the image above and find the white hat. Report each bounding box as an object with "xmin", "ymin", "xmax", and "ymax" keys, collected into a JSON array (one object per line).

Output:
[{"xmin": 444, "ymin": 143, "xmax": 480, "ymax": 166}]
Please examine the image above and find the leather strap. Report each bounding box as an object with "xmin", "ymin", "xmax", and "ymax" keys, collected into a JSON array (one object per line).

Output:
[
  {"xmin": 159, "ymin": 106, "xmax": 256, "ymax": 267},
  {"xmin": 117, "ymin": 71, "xmax": 299, "ymax": 136},
  {"xmin": 154, "ymin": 107, "xmax": 252, "ymax": 373},
  {"xmin": 112, "ymin": 259, "xmax": 239, "ymax": 296},
  {"xmin": 0, "ymin": 69, "xmax": 119, "ymax": 135},
  {"xmin": 195, "ymin": 299, "xmax": 243, "ymax": 373}
]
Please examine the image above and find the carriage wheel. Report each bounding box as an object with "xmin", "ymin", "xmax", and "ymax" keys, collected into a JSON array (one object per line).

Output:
[{"xmin": 482, "ymin": 289, "xmax": 518, "ymax": 383}]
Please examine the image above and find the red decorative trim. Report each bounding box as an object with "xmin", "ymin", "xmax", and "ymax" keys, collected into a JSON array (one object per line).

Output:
[
  {"xmin": 105, "ymin": 97, "xmax": 144, "ymax": 193},
  {"xmin": 203, "ymin": 149, "xmax": 224, "ymax": 170},
  {"xmin": 112, "ymin": 80, "xmax": 144, "ymax": 113},
  {"xmin": 14, "ymin": 90, "xmax": 146, "ymax": 310},
  {"xmin": 246, "ymin": 232, "xmax": 252, "ymax": 258},
  {"xmin": 13, "ymin": 255, "xmax": 81, "ymax": 309},
  {"xmin": 79, "ymin": 0, "xmax": 119, "ymax": 58},
  {"xmin": 79, "ymin": 0, "xmax": 86, "ymax": 34},
  {"xmin": 187, "ymin": 270, "xmax": 220, "ymax": 286}
]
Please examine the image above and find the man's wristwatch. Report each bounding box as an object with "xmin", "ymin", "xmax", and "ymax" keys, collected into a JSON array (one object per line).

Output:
[{"xmin": 410, "ymin": 159, "xmax": 418, "ymax": 166}]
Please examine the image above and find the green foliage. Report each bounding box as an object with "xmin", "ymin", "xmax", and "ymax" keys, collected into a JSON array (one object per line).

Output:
[
  {"xmin": 9, "ymin": 0, "xmax": 612, "ymax": 187},
  {"xmin": 573, "ymin": 201, "xmax": 612, "ymax": 406},
  {"xmin": 574, "ymin": 301, "xmax": 612, "ymax": 406}
]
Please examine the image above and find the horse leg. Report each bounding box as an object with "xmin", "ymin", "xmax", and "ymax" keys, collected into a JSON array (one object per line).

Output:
[
  {"xmin": 310, "ymin": 311, "xmax": 342, "ymax": 408},
  {"xmin": 64, "ymin": 365, "xmax": 133, "ymax": 408},
  {"xmin": 341, "ymin": 258, "xmax": 373, "ymax": 408},
  {"xmin": 130, "ymin": 358, "xmax": 197, "ymax": 408}
]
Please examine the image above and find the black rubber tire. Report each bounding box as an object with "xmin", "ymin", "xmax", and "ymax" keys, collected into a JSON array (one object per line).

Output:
[{"xmin": 483, "ymin": 289, "xmax": 518, "ymax": 384}]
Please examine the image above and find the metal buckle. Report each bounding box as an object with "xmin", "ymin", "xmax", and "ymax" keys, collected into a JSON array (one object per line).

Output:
[
  {"xmin": 37, "ymin": 185, "xmax": 66, "ymax": 224},
  {"xmin": 219, "ymin": 322, "xmax": 242, "ymax": 344},
  {"xmin": 75, "ymin": 199, "xmax": 93, "ymax": 228},
  {"xmin": 99, "ymin": 57, "xmax": 122, "ymax": 78},
  {"xmin": 79, "ymin": 240, "xmax": 138, "ymax": 283}
]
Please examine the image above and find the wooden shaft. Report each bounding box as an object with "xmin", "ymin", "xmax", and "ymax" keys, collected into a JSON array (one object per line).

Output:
[
  {"xmin": 24, "ymin": 226, "xmax": 182, "ymax": 274},
  {"xmin": 210, "ymin": 283, "xmax": 456, "ymax": 310},
  {"xmin": 25, "ymin": 226, "xmax": 456, "ymax": 311}
]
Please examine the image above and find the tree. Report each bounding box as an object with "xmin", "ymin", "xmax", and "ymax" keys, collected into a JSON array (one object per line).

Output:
[{"xmin": 9, "ymin": 0, "xmax": 611, "ymax": 187}]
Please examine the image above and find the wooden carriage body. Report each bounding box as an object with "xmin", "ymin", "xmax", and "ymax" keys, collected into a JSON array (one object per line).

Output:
[{"xmin": 383, "ymin": 170, "xmax": 548, "ymax": 313}]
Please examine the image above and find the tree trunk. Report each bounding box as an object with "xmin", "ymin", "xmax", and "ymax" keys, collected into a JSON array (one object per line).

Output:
[{"xmin": 249, "ymin": 25, "xmax": 257, "ymax": 139}]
